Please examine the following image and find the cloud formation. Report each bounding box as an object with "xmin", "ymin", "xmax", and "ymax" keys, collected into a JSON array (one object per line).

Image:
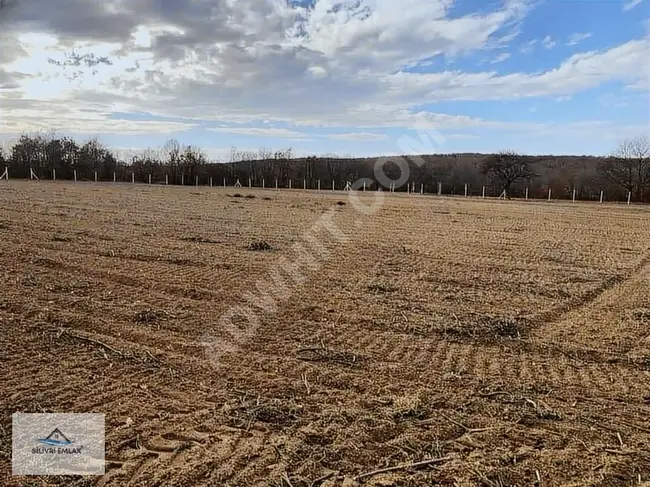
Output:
[
  {"xmin": 623, "ymin": 0, "xmax": 645, "ymax": 12},
  {"xmin": 0, "ymin": 0, "xmax": 647, "ymax": 152},
  {"xmin": 566, "ymin": 32, "xmax": 592, "ymax": 46}
]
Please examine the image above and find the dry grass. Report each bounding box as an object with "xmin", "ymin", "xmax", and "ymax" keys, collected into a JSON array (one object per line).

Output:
[{"xmin": 1, "ymin": 181, "xmax": 650, "ymax": 486}]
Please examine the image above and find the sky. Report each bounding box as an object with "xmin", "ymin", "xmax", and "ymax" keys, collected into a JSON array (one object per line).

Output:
[{"xmin": 0, "ymin": 0, "xmax": 648, "ymax": 160}]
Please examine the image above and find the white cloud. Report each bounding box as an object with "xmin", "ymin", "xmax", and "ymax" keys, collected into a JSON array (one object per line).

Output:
[
  {"xmin": 490, "ymin": 52, "xmax": 511, "ymax": 64},
  {"xmin": 443, "ymin": 133, "xmax": 479, "ymax": 140},
  {"xmin": 623, "ymin": 0, "xmax": 645, "ymax": 11},
  {"xmin": 208, "ymin": 127, "xmax": 310, "ymax": 139},
  {"xmin": 542, "ymin": 36, "xmax": 556, "ymax": 49},
  {"xmin": 0, "ymin": 96, "xmax": 197, "ymax": 135},
  {"xmin": 383, "ymin": 40, "xmax": 650, "ymax": 105},
  {"xmin": 519, "ymin": 39, "xmax": 537, "ymax": 53},
  {"xmin": 307, "ymin": 66, "xmax": 328, "ymax": 78},
  {"xmin": 328, "ymin": 132, "xmax": 389, "ymax": 141},
  {"xmin": 566, "ymin": 32, "xmax": 592, "ymax": 46}
]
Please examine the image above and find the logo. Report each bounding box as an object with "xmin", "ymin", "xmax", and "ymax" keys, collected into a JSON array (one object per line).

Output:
[
  {"xmin": 38, "ymin": 428, "xmax": 72, "ymax": 447},
  {"xmin": 13, "ymin": 413, "xmax": 105, "ymax": 475},
  {"xmin": 32, "ymin": 427, "xmax": 84, "ymax": 455}
]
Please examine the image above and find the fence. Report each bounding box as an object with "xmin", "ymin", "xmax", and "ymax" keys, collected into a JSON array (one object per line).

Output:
[{"xmin": 0, "ymin": 166, "xmax": 640, "ymax": 205}]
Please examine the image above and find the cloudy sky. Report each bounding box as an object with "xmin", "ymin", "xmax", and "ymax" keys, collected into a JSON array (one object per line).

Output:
[{"xmin": 0, "ymin": 0, "xmax": 648, "ymax": 159}]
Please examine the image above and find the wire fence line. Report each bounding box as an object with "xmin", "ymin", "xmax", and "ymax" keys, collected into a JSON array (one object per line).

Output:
[{"xmin": 0, "ymin": 169, "xmax": 639, "ymax": 205}]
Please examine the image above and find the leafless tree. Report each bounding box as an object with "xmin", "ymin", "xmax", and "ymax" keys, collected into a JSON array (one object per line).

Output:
[
  {"xmin": 600, "ymin": 136, "xmax": 650, "ymax": 201},
  {"xmin": 163, "ymin": 139, "xmax": 181, "ymax": 165},
  {"xmin": 481, "ymin": 150, "xmax": 534, "ymax": 198},
  {"xmin": 258, "ymin": 147, "xmax": 272, "ymax": 160},
  {"xmin": 162, "ymin": 139, "xmax": 183, "ymax": 183}
]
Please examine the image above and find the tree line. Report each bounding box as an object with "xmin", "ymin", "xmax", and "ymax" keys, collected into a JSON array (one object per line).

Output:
[{"xmin": 1, "ymin": 133, "xmax": 648, "ymax": 202}]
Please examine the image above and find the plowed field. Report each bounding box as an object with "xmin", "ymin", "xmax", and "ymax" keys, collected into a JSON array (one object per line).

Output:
[{"xmin": 1, "ymin": 181, "xmax": 649, "ymax": 486}]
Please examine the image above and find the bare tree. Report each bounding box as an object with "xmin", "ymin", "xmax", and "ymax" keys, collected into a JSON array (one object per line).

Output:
[
  {"xmin": 600, "ymin": 136, "xmax": 650, "ymax": 202},
  {"xmin": 163, "ymin": 139, "xmax": 182, "ymax": 184},
  {"xmin": 258, "ymin": 147, "xmax": 272, "ymax": 160},
  {"xmin": 163, "ymin": 139, "xmax": 181, "ymax": 165},
  {"xmin": 481, "ymin": 150, "xmax": 534, "ymax": 198}
]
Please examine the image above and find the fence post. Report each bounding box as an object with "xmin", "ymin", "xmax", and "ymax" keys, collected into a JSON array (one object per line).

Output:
[
  {"xmin": 74, "ymin": 169, "xmax": 77, "ymax": 182},
  {"xmin": 437, "ymin": 182, "xmax": 442, "ymax": 196},
  {"xmin": 572, "ymin": 188, "xmax": 576, "ymax": 203},
  {"xmin": 148, "ymin": 174, "xmax": 152, "ymax": 185},
  {"xmin": 421, "ymin": 183, "xmax": 424, "ymax": 195},
  {"xmin": 627, "ymin": 191, "xmax": 632, "ymax": 206},
  {"xmin": 53, "ymin": 169, "xmax": 56, "ymax": 182},
  {"xmin": 289, "ymin": 179, "xmax": 292, "ymax": 190},
  {"xmin": 332, "ymin": 180, "xmax": 335, "ymax": 191},
  {"xmin": 363, "ymin": 181, "xmax": 366, "ymax": 192},
  {"xmin": 210, "ymin": 176, "xmax": 213, "ymax": 188},
  {"xmin": 195, "ymin": 175, "xmax": 198, "ymax": 186},
  {"xmin": 166, "ymin": 174, "xmax": 169, "ymax": 185},
  {"xmin": 224, "ymin": 177, "xmax": 226, "ymax": 188},
  {"xmin": 95, "ymin": 171, "xmax": 98, "ymax": 183},
  {"xmin": 525, "ymin": 187, "xmax": 529, "ymax": 200},
  {"xmin": 113, "ymin": 172, "xmax": 116, "ymax": 183},
  {"xmin": 548, "ymin": 188, "xmax": 552, "ymax": 201},
  {"xmin": 482, "ymin": 186, "xmax": 485, "ymax": 198},
  {"xmin": 262, "ymin": 178, "xmax": 265, "ymax": 189},
  {"xmin": 600, "ymin": 190, "xmax": 604, "ymax": 204},
  {"xmin": 249, "ymin": 177, "xmax": 252, "ymax": 188},
  {"xmin": 318, "ymin": 179, "xmax": 321, "ymax": 192},
  {"xmin": 132, "ymin": 172, "xmax": 135, "ymax": 184},
  {"xmin": 275, "ymin": 178, "xmax": 278, "ymax": 190},
  {"xmin": 464, "ymin": 183, "xmax": 468, "ymax": 197}
]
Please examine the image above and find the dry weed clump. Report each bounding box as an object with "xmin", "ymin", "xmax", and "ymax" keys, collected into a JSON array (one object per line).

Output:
[
  {"xmin": 437, "ymin": 314, "xmax": 531, "ymax": 343},
  {"xmin": 247, "ymin": 240, "xmax": 273, "ymax": 251},
  {"xmin": 367, "ymin": 282, "xmax": 399, "ymax": 293},
  {"xmin": 180, "ymin": 235, "xmax": 220, "ymax": 244},
  {"xmin": 296, "ymin": 342, "xmax": 362, "ymax": 367},
  {"xmin": 223, "ymin": 394, "xmax": 302, "ymax": 428},
  {"xmin": 133, "ymin": 308, "xmax": 162, "ymax": 324}
]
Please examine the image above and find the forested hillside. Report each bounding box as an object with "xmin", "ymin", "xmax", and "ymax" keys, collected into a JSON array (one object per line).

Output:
[{"xmin": 1, "ymin": 134, "xmax": 648, "ymax": 202}]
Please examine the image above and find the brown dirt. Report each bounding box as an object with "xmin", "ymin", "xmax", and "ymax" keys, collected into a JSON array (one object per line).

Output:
[{"xmin": 1, "ymin": 181, "xmax": 649, "ymax": 486}]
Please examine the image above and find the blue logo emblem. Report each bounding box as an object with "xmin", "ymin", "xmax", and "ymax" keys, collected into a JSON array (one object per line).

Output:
[{"xmin": 38, "ymin": 429, "xmax": 73, "ymax": 447}]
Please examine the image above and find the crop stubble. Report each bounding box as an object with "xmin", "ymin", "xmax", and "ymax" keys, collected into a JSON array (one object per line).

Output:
[{"xmin": 0, "ymin": 181, "xmax": 649, "ymax": 486}]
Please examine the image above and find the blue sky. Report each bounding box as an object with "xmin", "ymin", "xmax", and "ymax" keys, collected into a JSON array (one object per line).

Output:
[{"xmin": 0, "ymin": 0, "xmax": 648, "ymax": 160}]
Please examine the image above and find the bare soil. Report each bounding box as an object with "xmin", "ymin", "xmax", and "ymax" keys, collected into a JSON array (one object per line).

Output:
[{"xmin": 1, "ymin": 181, "xmax": 649, "ymax": 486}]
